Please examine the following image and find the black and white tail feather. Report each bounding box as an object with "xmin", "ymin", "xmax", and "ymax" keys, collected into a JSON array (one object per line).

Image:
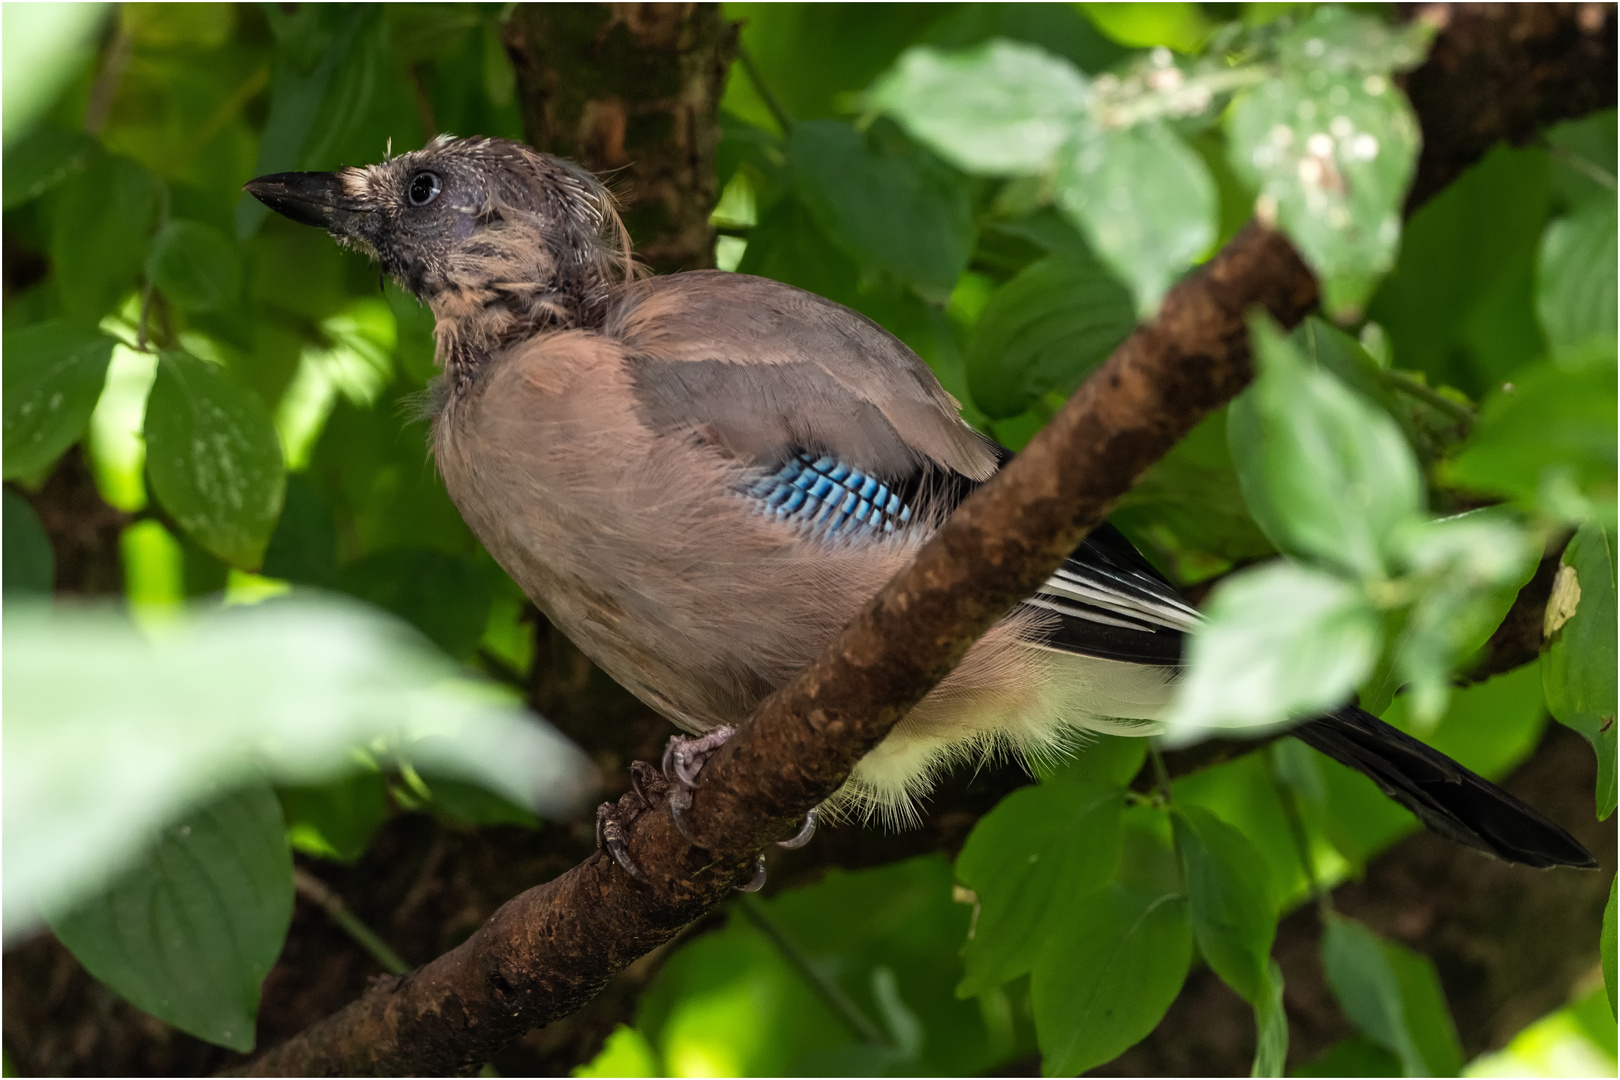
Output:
[{"xmin": 988, "ymin": 445, "xmax": 1595, "ymax": 871}]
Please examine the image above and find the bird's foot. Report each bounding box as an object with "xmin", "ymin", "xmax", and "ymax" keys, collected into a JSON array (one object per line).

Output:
[
  {"xmin": 662, "ymin": 725, "xmax": 737, "ymax": 847},
  {"xmin": 594, "ymin": 761, "xmax": 669, "ymax": 884}
]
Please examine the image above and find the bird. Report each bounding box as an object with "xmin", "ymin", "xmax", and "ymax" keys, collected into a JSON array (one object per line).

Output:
[{"xmin": 245, "ymin": 135, "xmax": 1596, "ymax": 877}]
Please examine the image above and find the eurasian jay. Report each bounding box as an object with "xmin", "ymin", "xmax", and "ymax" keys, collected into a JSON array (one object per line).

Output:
[{"xmin": 246, "ymin": 136, "xmax": 1595, "ymax": 875}]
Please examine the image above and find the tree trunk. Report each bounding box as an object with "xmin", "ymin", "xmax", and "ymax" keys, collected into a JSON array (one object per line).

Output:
[{"xmin": 503, "ymin": 3, "xmax": 737, "ymax": 274}]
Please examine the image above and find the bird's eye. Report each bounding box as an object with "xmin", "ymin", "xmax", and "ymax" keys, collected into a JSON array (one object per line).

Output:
[{"xmin": 408, "ymin": 171, "xmax": 441, "ymax": 207}]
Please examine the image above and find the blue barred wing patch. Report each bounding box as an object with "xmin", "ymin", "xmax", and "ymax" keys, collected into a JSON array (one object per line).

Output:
[{"xmin": 744, "ymin": 453, "xmax": 913, "ymax": 539}]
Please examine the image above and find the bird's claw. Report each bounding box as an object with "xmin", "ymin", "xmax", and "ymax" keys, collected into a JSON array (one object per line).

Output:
[
  {"xmin": 595, "ymin": 800, "xmax": 649, "ymax": 884},
  {"xmin": 777, "ymin": 807, "xmax": 819, "ymax": 849},
  {"xmin": 736, "ymin": 853, "xmax": 768, "ymax": 893},
  {"xmin": 663, "ymin": 725, "xmax": 736, "ymax": 847}
]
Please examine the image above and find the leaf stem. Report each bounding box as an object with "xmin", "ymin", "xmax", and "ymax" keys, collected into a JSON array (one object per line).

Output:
[
  {"xmin": 294, "ymin": 866, "xmax": 410, "ymax": 976},
  {"xmin": 735, "ymin": 892, "xmax": 888, "ymax": 1046},
  {"xmin": 1383, "ymin": 369, "xmax": 1474, "ymax": 425},
  {"xmin": 736, "ymin": 44, "xmax": 795, "ymax": 135},
  {"xmin": 1266, "ymin": 749, "xmax": 1333, "ymax": 922}
]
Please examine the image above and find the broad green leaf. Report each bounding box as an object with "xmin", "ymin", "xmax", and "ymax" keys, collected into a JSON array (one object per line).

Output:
[
  {"xmin": 260, "ymin": 473, "xmax": 338, "ymax": 587},
  {"xmin": 1273, "ymin": 6, "xmax": 1431, "ymax": 76},
  {"xmin": 1537, "ymin": 199, "xmax": 1618, "ymax": 354},
  {"xmin": 147, "ymin": 219, "xmax": 244, "ymax": 313},
  {"xmin": 1444, "ymin": 350, "xmax": 1618, "ymax": 522},
  {"xmin": 2, "ymin": 490, "xmax": 54, "ymax": 594},
  {"xmin": 1543, "ymin": 521, "xmax": 1618, "ymax": 819},
  {"xmin": 1293, "ymin": 1035, "xmax": 1402, "ymax": 1077},
  {"xmin": 1604, "ymin": 876, "xmax": 1617, "ymax": 1018},
  {"xmin": 144, "ymin": 350, "xmax": 285, "ymax": 569},
  {"xmin": 1388, "ymin": 511, "xmax": 1538, "ymax": 725},
  {"xmin": 1230, "ymin": 316, "xmax": 1424, "ymax": 580},
  {"xmin": 1321, "ymin": 915, "xmax": 1462, "ymax": 1076},
  {"xmin": 4, "ymin": 598, "xmax": 595, "ymax": 942},
  {"xmin": 1077, "ymin": 2, "xmax": 1215, "ymax": 53},
  {"xmin": 2, "ymin": 320, "xmax": 115, "ymax": 479},
  {"xmin": 2, "ymin": 125, "xmax": 95, "ymax": 209},
  {"xmin": 1228, "ymin": 12, "xmax": 1424, "ymax": 316},
  {"xmin": 1365, "ymin": 143, "xmax": 1552, "ymax": 399},
  {"xmin": 279, "ymin": 770, "xmax": 389, "ymax": 862},
  {"xmin": 335, "ymin": 548, "xmax": 495, "ymax": 660},
  {"xmin": 790, "ymin": 119, "xmax": 974, "ymax": 300},
  {"xmin": 866, "ymin": 40, "xmax": 1090, "ymax": 176},
  {"xmin": 964, "ymin": 253, "xmax": 1135, "ymax": 418},
  {"xmin": 1172, "ymin": 805, "xmax": 1276, "ymax": 1002},
  {"xmin": 1055, "ymin": 118, "xmax": 1215, "ymax": 316},
  {"xmin": 577, "ymin": 1025, "xmax": 660, "ymax": 1078},
  {"xmin": 1168, "ymin": 561, "xmax": 1381, "ymax": 735},
  {"xmin": 2, "ymin": 2, "xmax": 106, "ymax": 142},
  {"xmin": 50, "ymin": 784, "xmax": 292, "ymax": 1052},
  {"xmin": 1545, "ymin": 109, "xmax": 1617, "ymax": 210},
  {"xmin": 1030, "ymin": 885, "xmax": 1191, "ymax": 1076},
  {"xmin": 49, "ymin": 152, "xmax": 160, "ymax": 322},
  {"xmin": 956, "ymin": 780, "xmax": 1124, "ymax": 995},
  {"xmin": 1250, "ymin": 958, "xmax": 1288, "ymax": 1078}
]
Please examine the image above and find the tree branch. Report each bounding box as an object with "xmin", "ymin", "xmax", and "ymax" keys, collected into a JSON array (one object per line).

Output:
[
  {"xmin": 225, "ymin": 5, "xmax": 1612, "ymax": 1075},
  {"xmin": 235, "ymin": 225, "xmax": 1317, "ymax": 1076}
]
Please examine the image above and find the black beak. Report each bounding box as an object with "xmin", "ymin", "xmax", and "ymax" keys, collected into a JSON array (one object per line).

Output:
[{"xmin": 243, "ymin": 171, "xmax": 366, "ymax": 231}]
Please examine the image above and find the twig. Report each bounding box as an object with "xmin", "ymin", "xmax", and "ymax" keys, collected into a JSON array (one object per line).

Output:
[
  {"xmin": 1267, "ymin": 747, "xmax": 1332, "ymax": 923},
  {"xmin": 736, "ymin": 44, "xmax": 794, "ymax": 134},
  {"xmin": 735, "ymin": 894, "xmax": 888, "ymax": 1046},
  {"xmin": 294, "ymin": 867, "xmax": 410, "ymax": 977}
]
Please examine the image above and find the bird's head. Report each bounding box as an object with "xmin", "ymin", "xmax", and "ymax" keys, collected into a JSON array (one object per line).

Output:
[{"xmin": 245, "ymin": 136, "xmax": 631, "ymax": 389}]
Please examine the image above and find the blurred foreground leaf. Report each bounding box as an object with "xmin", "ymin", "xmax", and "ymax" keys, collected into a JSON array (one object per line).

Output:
[
  {"xmin": 1321, "ymin": 915, "xmax": 1464, "ymax": 1076},
  {"xmin": 2, "ymin": 596, "xmax": 595, "ymax": 942}
]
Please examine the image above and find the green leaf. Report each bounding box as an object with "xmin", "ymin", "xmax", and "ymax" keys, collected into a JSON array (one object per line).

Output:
[
  {"xmin": 1272, "ymin": 6, "xmax": 1431, "ymax": 76},
  {"xmin": 50, "ymin": 784, "xmax": 293, "ymax": 1052},
  {"xmin": 4, "ymin": 598, "xmax": 594, "ymax": 942},
  {"xmin": 2, "ymin": 320, "xmax": 115, "ymax": 479},
  {"xmin": 1545, "ymin": 109, "xmax": 1617, "ymax": 211},
  {"xmin": 334, "ymin": 548, "xmax": 495, "ymax": 660},
  {"xmin": 1227, "ymin": 12, "xmax": 1425, "ymax": 315},
  {"xmin": 866, "ymin": 40, "xmax": 1090, "ymax": 176},
  {"xmin": 2, "ymin": 490, "xmax": 54, "ymax": 595},
  {"xmin": 144, "ymin": 350, "xmax": 286, "ymax": 569},
  {"xmin": 1537, "ymin": 199, "xmax": 1618, "ymax": 354},
  {"xmin": 1172, "ymin": 805, "xmax": 1276, "ymax": 1002},
  {"xmin": 1077, "ymin": 2, "xmax": 1215, "ymax": 53},
  {"xmin": 964, "ymin": 252, "xmax": 1135, "ymax": 418},
  {"xmin": 1365, "ymin": 143, "xmax": 1551, "ymax": 399},
  {"xmin": 1604, "ymin": 875, "xmax": 1617, "ymax": 1018},
  {"xmin": 1444, "ymin": 350, "xmax": 1618, "ymax": 522},
  {"xmin": 1230, "ymin": 316, "xmax": 1424, "ymax": 580},
  {"xmin": 1293, "ymin": 1036, "xmax": 1402, "ymax": 1077},
  {"xmin": 279, "ymin": 770, "xmax": 388, "ymax": 862},
  {"xmin": 789, "ymin": 119, "xmax": 974, "ymax": 300},
  {"xmin": 1030, "ymin": 885, "xmax": 1191, "ymax": 1076},
  {"xmin": 1168, "ymin": 561, "xmax": 1381, "ymax": 735},
  {"xmin": 1543, "ymin": 521, "xmax": 1618, "ymax": 819},
  {"xmin": 49, "ymin": 152, "xmax": 160, "ymax": 322},
  {"xmin": 2, "ymin": 125, "xmax": 96, "ymax": 209},
  {"xmin": 1388, "ymin": 511, "xmax": 1538, "ymax": 725},
  {"xmin": 1250, "ymin": 958, "xmax": 1288, "ymax": 1078},
  {"xmin": 147, "ymin": 220, "xmax": 244, "ymax": 313},
  {"xmin": 260, "ymin": 473, "xmax": 338, "ymax": 587},
  {"xmin": 956, "ymin": 780, "xmax": 1125, "ymax": 995},
  {"xmin": 1055, "ymin": 118, "xmax": 1215, "ymax": 316},
  {"xmin": 1320, "ymin": 915, "xmax": 1463, "ymax": 1077}
]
